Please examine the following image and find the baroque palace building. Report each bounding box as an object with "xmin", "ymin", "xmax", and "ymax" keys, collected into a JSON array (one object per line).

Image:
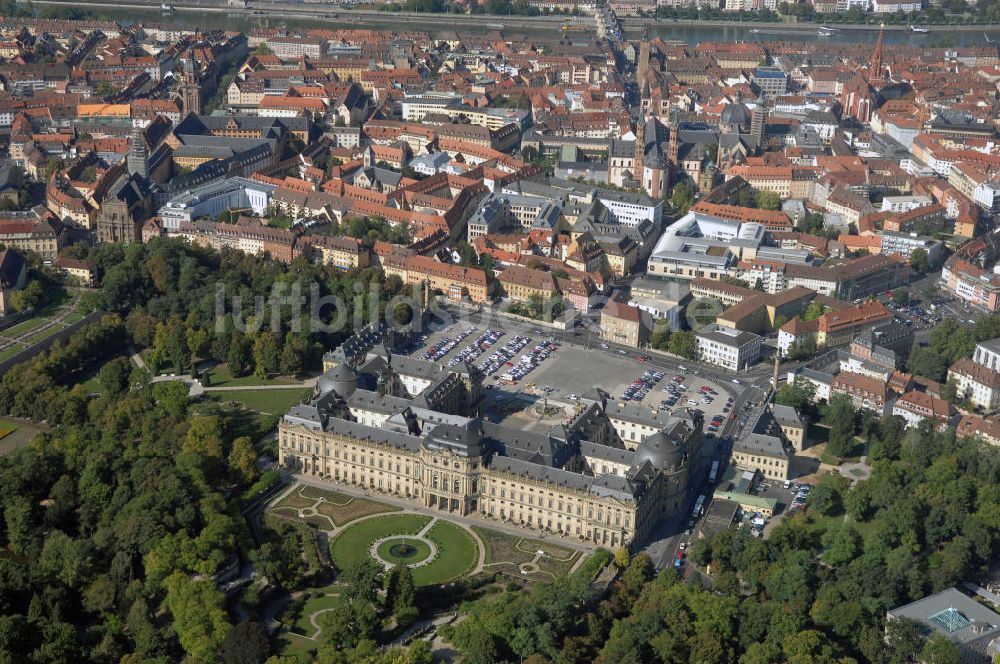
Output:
[{"xmin": 278, "ymin": 325, "xmax": 704, "ymax": 549}]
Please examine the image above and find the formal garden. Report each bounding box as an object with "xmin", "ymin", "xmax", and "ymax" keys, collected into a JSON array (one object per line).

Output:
[
  {"xmin": 269, "ymin": 484, "xmax": 399, "ymax": 529},
  {"xmin": 329, "ymin": 513, "xmax": 479, "ymax": 586},
  {"xmin": 473, "ymin": 526, "xmax": 583, "ymax": 581},
  {"xmin": 263, "ymin": 484, "xmax": 600, "ymax": 659}
]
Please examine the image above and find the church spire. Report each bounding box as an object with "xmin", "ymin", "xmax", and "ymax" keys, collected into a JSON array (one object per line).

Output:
[{"xmin": 868, "ymin": 24, "xmax": 885, "ymax": 87}]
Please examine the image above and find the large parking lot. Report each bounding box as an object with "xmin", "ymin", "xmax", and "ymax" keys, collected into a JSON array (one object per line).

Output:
[{"xmin": 406, "ymin": 322, "xmax": 736, "ymax": 432}]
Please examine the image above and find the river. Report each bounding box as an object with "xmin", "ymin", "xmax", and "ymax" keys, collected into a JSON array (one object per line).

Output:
[{"xmin": 33, "ymin": 1, "xmax": 1000, "ymax": 47}]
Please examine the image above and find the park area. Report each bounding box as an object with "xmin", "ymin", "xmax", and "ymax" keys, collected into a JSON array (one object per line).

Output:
[
  {"xmin": 265, "ymin": 483, "xmax": 597, "ymax": 659},
  {"xmin": 0, "ymin": 417, "xmax": 42, "ymax": 456},
  {"xmin": 0, "ymin": 296, "xmax": 86, "ymax": 363},
  {"xmin": 202, "ymin": 387, "xmax": 312, "ymax": 415}
]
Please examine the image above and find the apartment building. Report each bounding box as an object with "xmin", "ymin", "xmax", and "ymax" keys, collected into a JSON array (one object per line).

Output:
[
  {"xmin": 600, "ymin": 298, "xmax": 648, "ymax": 348},
  {"xmin": 498, "ymin": 265, "xmax": 558, "ymax": 304},
  {"xmin": 52, "ymin": 257, "xmax": 97, "ymax": 287},
  {"xmin": 0, "ymin": 210, "xmax": 66, "ymax": 262},
  {"xmin": 972, "ymin": 338, "xmax": 1000, "ymax": 373},
  {"xmin": 879, "ymin": 231, "xmax": 943, "ymax": 264},
  {"xmin": 816, "ymin": 300, "xmax": 893, "ymax": 348},
  {"xmin": 307, "ymin": 235, "xmax": 370, "ymax": 271},
  {"xmin": 892, "ymin": 391, "xmax": 958, "ymax": 429},
  {"xmin": 831, "ymin": 371, "xmax": 889, "ymax": 415},
  {"xmin": 696, "ymin": 324, "xmax": 762, "ymax": 371},
  {"xmin": 404, "ymin": 255, "xmax": 489, "ymax": 304},
  {"xmin": 732, "ymin": 433, "xmax": 789, "ymax": 481},
  {"xmin": 947, "ymin": 358, "xmax": 1000, "ymax": 411}
]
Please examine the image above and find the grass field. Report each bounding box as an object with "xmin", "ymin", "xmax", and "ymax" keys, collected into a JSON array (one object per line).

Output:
[
  {"xmin": 23, "ymin": 327, "xmax": 61, "ymax": 346},
  {"xmin": 412, "ymin": 520, "xmax": 478, "ymax": 586},
  {"xmin": 0, "ymin": 420, "xmax": 18, "ymax": 440},
  {"xmin": 293, "ymin": 593, "xmax": 344, "ymax": 636},
  {"xmin": 62, "ymin": 310, "xmax": 87, "ymax": 325},
  {"xmin": 330, "ymin": 514, "xmax": 431, "ymax": 569},
  {"xmin": 274, "ymin": 631, "xmax": 315, "ymax": 658},
  {"xmin": 3, "ymin": 317, "xmax": 50, "ymax": 337},
  {"xmin": 206, "ymin": 363, "xmax": 299, "ymax": 388},
  {"xmin": 0, "ymin": 345, "xmax": 25, "ymax": 362},
  {"xmin": 203, "ymin": 388, "xmax": 312, "ymax": 414}
]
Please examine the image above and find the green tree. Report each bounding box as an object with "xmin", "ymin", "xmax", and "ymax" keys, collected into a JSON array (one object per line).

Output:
[
  {"xmin": 182, "ymin": 415, "xmax": 225, "ymax": 466},
  {"xmin": 807, "ymin": 476, "xmax": 846, "ymax": 517},
  {"xmin": 163, "ymin": 572, "xmax": 231, "ymax": 663},
  {"xmin": 649, "ymin": 321, "xmax": 671, "ymax": 351},
  {"xmin": 341, "ymin": 558, "xmax": 383, "ymax": 604},
  {"xmin": 908, "ymin": 346, "xmax": 949, "ymax": 382},
  {"xmin": 755, "ymin": 190, "xmax": 780, "ymax": 210},
  {"xmin": 227, "ymin": 332, "xmax": 251, "ymax": 378},
  {"xmin": 820, "ymin": 522, "xmax": 861, "ymax": 566},
  {"xmin": 802, "ymin": 302, "xmax": 824, "ymax": 321},
  {"xmin": 10, "ymin": 280, "xmax": 44, "ymax": 313},
  {"xmin": 667, "ymin": 330, "xmax": 697, "ymax": 360},
  {"xmin": 279, "ymin": 333, "xmax": 307, "ymax": 377},
  {"xmin": 98, "ymin": 356, "xmax": 131, "ymax": 397},
  {"xmin": 316, "ymin": 600, "xmax": 377, "ymax": 651},
  {"xmin": 228, "ymin": 436, "xmax": 258, "ymax": 485},
  {"xmin": 221, "ymin": 621, "xmax": 271, "ymax": 664},
  {"xmin": 774, "ymin": 379, "xmax": 815, "ymax": 411},
  {"xmin": 386, "ymin": 563, "xmax": 417, "ymax": 624},
  {"xmin": 798, "ymin": 211, "xmax": 825, "ymax": 235},
  {"xmin": 252, "ymin": 331, "xmax": 280, "ymax": 378},
  {"xmin": 4, "ymin": 496, "xmax": 34, "ymax": 555},
  {"xmin": 670, "ymin": 181, "xmax": 695, "ymax": 212},
  {"xmin": 909, "ymin": 247, "xmax": 928, "ymax": 273},
  {"xmin": 823, "ymin": 394, "xmax": 856, "ymax": 458},
  {"xmin": 919, "ymin": 633, "xmax": 961, "ymax": 664}
]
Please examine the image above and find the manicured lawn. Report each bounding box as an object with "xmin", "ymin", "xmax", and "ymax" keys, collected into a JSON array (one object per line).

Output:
[
  {"xmin": 274, "ymin": 631, "xmax": 316, "ymax": 658},
  {"xmin": 0, "ymin": 344, "xmax": 25, "ymax": 362},
  {"xmin": 330, "ymin": 514, "xmax": 431, "ymax": 570},
  {"xmin": 412, "ymin": 520, "xmax": 478, "ymax": 586},
  {"xmin": 203, "ymin": 388, "xmax": 312, "ymax": 414},
  {"xmin": 0, "ymin": 418, "xmax": 42, "ymax": 456},
  {"xmin": 0, "ymin": 420, "xmax": 18, "ymax": 440},
  {"xmin": 302, "ymin": 485, "xmax": 398, "ymax": 526},
  {"xmin": 293, "ymin": 593, "xmax": 343, "ymax": 636},
  {"xmin": 473, "ymin": 526, "xmax": 579, "ymax": 580},
  {"xmin": 206, "ymin": 363, "xmax": 299, "ymax": 388},
  {"xmin": 3, "ymin": 317, "xmax": 49, "ymax": 337},
  {"xmin": 274, "ymin": 485, "xmax": 320, "ymax": 510},
  {"xmin": 24, "ymin": 326, "xmax": 62, "ymax": 346},
  {"xmin": 62, "ymin": 310, "xmax": 87, "ymax": 324}
]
